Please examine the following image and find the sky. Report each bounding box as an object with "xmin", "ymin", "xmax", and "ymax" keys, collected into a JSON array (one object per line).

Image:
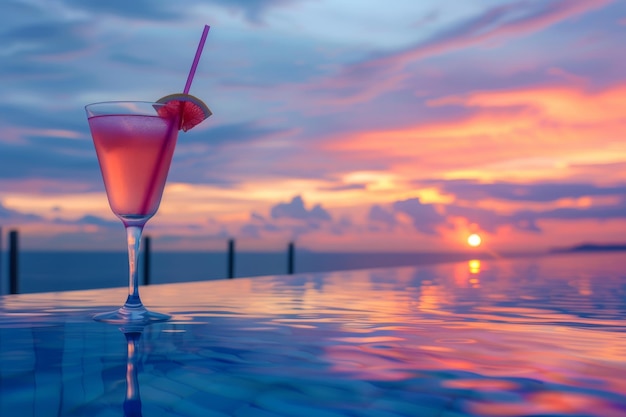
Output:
[{"xmin": 1, "ymin": 0, "xmax": 625, "ymax": 253}]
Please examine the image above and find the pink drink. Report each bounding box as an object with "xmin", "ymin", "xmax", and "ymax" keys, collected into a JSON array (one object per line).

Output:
[
  {"xmin": 88, "ymin": 114, "xmax": 178, "ymax": 219},
  {"xmin": 85, "ymin": 25, "xmax": 211, "ymax": 324}
]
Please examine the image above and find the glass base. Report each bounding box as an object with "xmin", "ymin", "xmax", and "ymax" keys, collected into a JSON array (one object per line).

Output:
[{"xmin": 93, "ymin": 304, "xmax": 170, "ymax": 324}]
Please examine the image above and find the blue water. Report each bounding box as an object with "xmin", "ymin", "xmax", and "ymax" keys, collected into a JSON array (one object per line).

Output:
[
  {"xmin": 0, "ymin": 250, "xmax": 499, "ymax": 294},
  {"xmin": 2, "ymin": 252, "xmax": 626, "ymax": 416}
]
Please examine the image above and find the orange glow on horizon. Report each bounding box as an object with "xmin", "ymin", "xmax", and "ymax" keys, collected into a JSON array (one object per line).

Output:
[{"xmin": 323, "ymin": 83, "xmax": 626, "ymax": 183}]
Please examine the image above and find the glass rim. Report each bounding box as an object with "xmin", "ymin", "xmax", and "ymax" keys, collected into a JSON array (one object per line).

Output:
[
  {"xmin": 85, "ymin": 101, "xmax": 166, "ymax": 117},
  {"xmin": 85, "ymin": 100, "xmax": 163, "ymax": 106}
]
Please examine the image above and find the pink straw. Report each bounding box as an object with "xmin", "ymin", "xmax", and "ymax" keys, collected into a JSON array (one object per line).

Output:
[
  {"xmin": 139, "ymin": 25, "xmax": 211, "ymax": 214},
  {"xmin": 183, "ymin": 25, "xmax": 210, "ymax": 94}
]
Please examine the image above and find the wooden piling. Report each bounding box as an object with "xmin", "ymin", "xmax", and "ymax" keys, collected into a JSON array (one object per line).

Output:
[
  {"xmin": 288, "ymin": 242, "xmax": 295, "ymax": 274},
  {"xmin": 0, "ymin": 226, "xmax": 2, "ymax": 292},
  {"xmin": 227, "ymin": 239, "xmax": 235, "ymax": 279},
  {"xmin": 9, "ymin": 230, "xmax": 18, "ymax": 294},
  {"xmin": 143, "ymin": 235, "xmax": 151, "ymax": 286}
]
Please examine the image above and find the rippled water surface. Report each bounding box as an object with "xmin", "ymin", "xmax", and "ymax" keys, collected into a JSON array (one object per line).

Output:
[{"xmin": 1, "ymin": 252, "xmax": 626, "ymax": 416}]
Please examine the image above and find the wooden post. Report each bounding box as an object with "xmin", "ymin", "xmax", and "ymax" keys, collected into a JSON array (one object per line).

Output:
[
  {"xmin": 143, "ymin": 235, "xmax": 151, "ymax": 286},
  {"xmin": 0, "ymin": 226, "xmax": 2, "ymax": 293},
  {"xmin": 227, "ymin": 239, "xmax": 235, "ymax": 279},
  {"xmin": 287, "ymin": 242, "xmax": 295, "ymax": 274},
  {"xmin": 9, "ymin": 230, "xmax": 18, "ymax": 294}
]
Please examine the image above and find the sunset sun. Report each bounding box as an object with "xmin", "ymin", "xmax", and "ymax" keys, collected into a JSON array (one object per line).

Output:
[{"xmin": 467, "ymin": 233, "xmax": 482, "ymax": 248}]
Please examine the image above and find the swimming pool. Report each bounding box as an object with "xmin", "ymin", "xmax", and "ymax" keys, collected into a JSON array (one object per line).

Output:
[{"xmin": 1, "ymin": 251, "xmax": 625, "ymax": 416}]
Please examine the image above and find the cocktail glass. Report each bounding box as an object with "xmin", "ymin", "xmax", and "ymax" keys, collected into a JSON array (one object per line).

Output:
[{"xmin": 85, "ymin": 101, "xmax": 179, "ymax": 323}]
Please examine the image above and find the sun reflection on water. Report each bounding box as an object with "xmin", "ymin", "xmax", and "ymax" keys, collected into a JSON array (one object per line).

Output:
[{"xmin": 468, "ymin": 259, "xmax": 481, "ymax": 274}]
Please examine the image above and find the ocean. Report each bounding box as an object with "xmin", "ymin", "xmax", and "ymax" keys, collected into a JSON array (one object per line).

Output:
[{"xmin": 0, "ymin": 250, "xmax": 503, "ymax": 295}]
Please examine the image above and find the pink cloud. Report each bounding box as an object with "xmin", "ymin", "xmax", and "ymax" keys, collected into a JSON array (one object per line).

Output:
[
  {"xmin": 378, "ymin": 0, "xmax": 609, "ymax": 66},
  {"xmin": 546, "ymin": 67, "xmax": 588, "ymax": 84},
  {"xmin": 323, "ymin": 83, "xmax": 626, "ymax": 181},
  {"xmin": 307, "ymin": 0, "xmax": 613, "ymax": 106}
]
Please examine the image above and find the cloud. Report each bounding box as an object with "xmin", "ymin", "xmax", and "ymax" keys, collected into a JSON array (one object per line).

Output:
[
  {"xmin": 317, "ymin": 183, "xmax": 367, "ymax": 192},
  {"xmin": 168, "ymin": 122, "xmax": 301, "ymax": 186},
  {"xmin": 239, "ymin": 222, "xmax": 281, "ymax": 238},
  {"xmin": 62, "ymin": 0, "xmax": 187, "ymax": 21},
  {"xmin": 205, "ymin": 0, "xmax": 304, "ymax": 24},
  {"xmin": 240, "ymin": 223, "xmax": 261, "ymax": 238},
  {"xmin": 270, "ymin": 195, "xmax": 331, "ymax": 221},
  {"xmin": 238, "ymin": 196, "xmax": 337, "ymax": 239},
  {"xmin": 108, "ymin": 53, "xmax": 156, "ymax": 67},
  {"xmin": 0, "ymin": 134, "xmax": 98, "ymax": 183},
  {"xmin": 381, "ymin": 178, "xmax": 626, "ymax": 235},
  {"xmin": 398, "ymin": 0, "xmax": 611, "ymax": 63},
  {"xmin": 324, "ymin": 83, "xmax": 626, "ymax": 184},
  {"xmin": 0, "ymin": 204, "xmax": 118, "ymax": 229},
  {"xmin": 535, "ymin": 204, "xmax": 626, "ymax": 223},
  {"xmin": 239, "ymin": 211, "xmax": 281, "ymax": 238},
  {"xmin": 309, "ymin": 0, "xmax": 611, "ymax": 105},
  {"xmin": 438, "ymin": 180, "xmax": 626, "ymax": 202},
  {"xmin": 0, "ymin": 4, "xmax": 98, "ymax": 70},
  {"xmin": 52, "ymin": 214, "xmax": 119, "ymax": 228},
  {"xmin": 250, "ymin": 211, "xmax": 266, "ymax": 222},
  {"xmin": 445, "ymin": 199, "xmax": 626, "ymax": 234},
  {"xmin": 429, "ymin": 84, "xmax": 626, "ymax": 124},
  {"xmin": 329, "ymin": 215, "xmax": 355, "ymax": 236},
  {"xmin": 445, "ymin": 204, "xmax": 540, "ymax": 233},
  {"xmin": 1, "ymin": 21, "xmax": 92, "ymax": 58},
  {"xmin": 367, "ymin": 204, "xmax": 397, "ymax": 229},
  {"xmin": 188, "ymin": 121, "xmax": 292, "ymax": 147},
  {"xmin": 392, "ymin": 198, "xmax": 447, "ymax": 235},
  {"xmin": 0, "ymin": 201, "xmax": 42, "ymax": 222},
  {"xmin": 567, "ymin": 161, "xmax": 626, "ymax": 182}
]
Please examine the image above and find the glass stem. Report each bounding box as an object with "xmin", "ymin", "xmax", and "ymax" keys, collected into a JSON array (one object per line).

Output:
[{"xmin": 124, "ymin": 225, "xmax": 144, "ymax": 309}]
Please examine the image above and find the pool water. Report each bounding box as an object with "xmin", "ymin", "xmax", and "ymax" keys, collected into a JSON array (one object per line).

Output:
[{"xmin": 1, "ymin": 252, "xmax": 626, "ymax": 416}]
